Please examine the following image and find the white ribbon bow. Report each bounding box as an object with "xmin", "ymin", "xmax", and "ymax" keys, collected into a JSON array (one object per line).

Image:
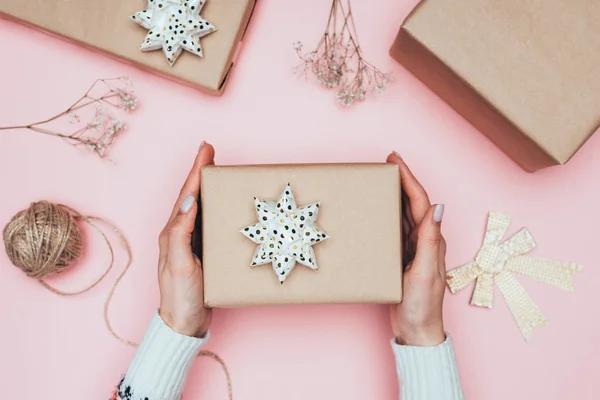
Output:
[{"xmin": 446, "ymin": 212, "xmax": 582, "ymax": 341}]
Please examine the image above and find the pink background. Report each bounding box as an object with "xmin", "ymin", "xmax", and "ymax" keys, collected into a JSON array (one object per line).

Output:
[{"xmin": 0, "ymin": 0, "xmax": 598, "ymax": 399}]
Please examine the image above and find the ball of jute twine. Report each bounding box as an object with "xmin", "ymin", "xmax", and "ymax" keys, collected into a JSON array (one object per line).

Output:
[{"xmin": 3, "ymin": 201, "xmax": 232, "ymax": 399}]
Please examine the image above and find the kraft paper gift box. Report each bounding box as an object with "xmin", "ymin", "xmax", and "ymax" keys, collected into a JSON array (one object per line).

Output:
[
  {"xmin": 0, "ymin": 0, "xmax": 256, "ymax": 95},
  {"xmin": 390, "ymin": 0, "xmax": 600, "ymax": 172},
  {"xmin": 196, "ymin": 164, "xmax": 403, "ymax": 308}
]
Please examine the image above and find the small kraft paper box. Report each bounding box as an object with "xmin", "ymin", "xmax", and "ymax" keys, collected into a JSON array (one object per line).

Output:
[
  {"xmin": 390, "ymin": 0, "xmax": 600, "ymax": 172},
  {"xmin": 0, "ymin": 0, "xmax": 256, "ymax": 95},
  {"xmin": 197, "ymin": 164, "xmax": 402, "ymax": 308}
]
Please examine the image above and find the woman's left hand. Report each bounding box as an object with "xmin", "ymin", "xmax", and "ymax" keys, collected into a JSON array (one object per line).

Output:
[{"xmin": 157, "ymin": 142, "xmax": 215, "ymax": 338}]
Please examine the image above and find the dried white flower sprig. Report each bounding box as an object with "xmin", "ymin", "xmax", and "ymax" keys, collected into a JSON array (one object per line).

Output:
[
  {"xmin": 0, "ymin": 77, "xmax": 138, "ymax": 159},
  {"xmin": 294, "ymin": 0, "xmax": 392, "ymax": 106}
]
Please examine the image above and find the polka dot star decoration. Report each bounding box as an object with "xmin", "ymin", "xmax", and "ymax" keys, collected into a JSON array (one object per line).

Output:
[
  {"xmin": 130, "ymin": 0, "xmax": 216, "ymax": 66},
  {"xmin": 241, "ymin": 184, "xmax": 329, "ymax": 284}
]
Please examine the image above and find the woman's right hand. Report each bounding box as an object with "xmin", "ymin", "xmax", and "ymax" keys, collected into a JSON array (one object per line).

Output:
[{"xmin": 387, "ymin": 152, "xmax": 447, "ymax": 346}]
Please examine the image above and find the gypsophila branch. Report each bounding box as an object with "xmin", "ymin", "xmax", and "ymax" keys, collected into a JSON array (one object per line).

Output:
[
  {"xmin": 0, "ymin": 77, "xmax": 138, "ymax": 159},
  {"xmin": 294, "ymin": 0, "xmax": 392, "ymax": 106}
]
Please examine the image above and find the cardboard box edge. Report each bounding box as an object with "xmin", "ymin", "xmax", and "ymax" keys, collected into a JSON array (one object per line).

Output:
[
  {"xmin": 213, "ymin": 0, "xmax": 257, "ymax": 95},
  {"xmin": 394, "ymin": 163, "xmax": 403, "ymax": 303},
  {"xmin": 390, "ymin": 16, "xmax": 559, "ymax": 172}
]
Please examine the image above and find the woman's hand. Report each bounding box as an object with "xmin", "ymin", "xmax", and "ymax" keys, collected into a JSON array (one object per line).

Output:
[
  {"xmin": 387, "ymin": 152, "xmax": 447, "ymax": 347},
  {"xmin": 157, "ymin": 142, "xmax": 215, "ymax": 338}
]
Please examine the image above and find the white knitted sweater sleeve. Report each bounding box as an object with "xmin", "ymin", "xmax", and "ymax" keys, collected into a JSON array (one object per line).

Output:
[
  {"xmin": 112, "ymin": 312, "xmax": 206, "ymax": 400},
  {"xmin": 391, "ymin": 335, "xmax": 464, "ymax": 400},
  {"xmin": 113, "ymin": 314, "xmax": 463, "ymax": 400}
]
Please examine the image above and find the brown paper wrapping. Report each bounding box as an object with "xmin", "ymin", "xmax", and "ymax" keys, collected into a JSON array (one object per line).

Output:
[
  {"xmin": 390, "ymin": 0, "xmax": 600, "ymax": 172},
  {"xmin": 0, "ymin": 0, "xmax": 256, "ymax": 95},
  {"xmin": 198, "ymin": 164, "xmax": 403, "ymax": 308}
]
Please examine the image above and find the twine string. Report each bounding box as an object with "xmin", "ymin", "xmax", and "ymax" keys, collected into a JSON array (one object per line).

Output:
[{"xmin": 3, "ymin": 201, "xmax": 232, "ymax": 399}]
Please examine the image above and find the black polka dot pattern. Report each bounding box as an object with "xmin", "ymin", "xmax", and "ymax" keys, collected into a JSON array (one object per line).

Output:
[
  {"xmin": 129, "ymin": 0, "xmax": 216, "ymax": 66},
  {"xmin": 240, "ymin": 184, "xmax": 329, "ymax": 283}
]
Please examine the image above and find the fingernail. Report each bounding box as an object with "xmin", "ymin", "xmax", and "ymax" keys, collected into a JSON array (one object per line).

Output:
[
  {"xmin": 433, "ymin": 204, "xmax": 445, "ymax": 223},
  {"xmin": 393, "ymin": 150, "xmax": 402, "ymax": 160},
  {"xmin": 199, "ymin": 141, "xmax": 205, "ymax": 152},
  {"xmin": 180, "ymin": 195, "xmax": 195, "ymax": 213}
]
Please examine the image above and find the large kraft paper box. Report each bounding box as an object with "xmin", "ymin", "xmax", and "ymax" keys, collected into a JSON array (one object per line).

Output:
[
  {"xmin": 198, "ymin": 164, "xmax": 402, "ymax": 308},
  {"xmin": 0, "ymin": 0, "xmax": 256, "ymax": 95},
  {"xmin": 390, "ymin": 0, "xmax": 600, "ymax": 172}
]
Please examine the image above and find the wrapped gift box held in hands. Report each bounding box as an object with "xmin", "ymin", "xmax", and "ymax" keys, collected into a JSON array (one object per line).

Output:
[
  {"xmin": 390, "ymin": 0, "xmax": 600, "ymax": 172},
  {"xmin": 196, "ymin": 164, "xmax": 403, "ymax": 308},
  {"xmin": 0, "ymin": 0, "xmax": 256, "ymax": 94}
]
